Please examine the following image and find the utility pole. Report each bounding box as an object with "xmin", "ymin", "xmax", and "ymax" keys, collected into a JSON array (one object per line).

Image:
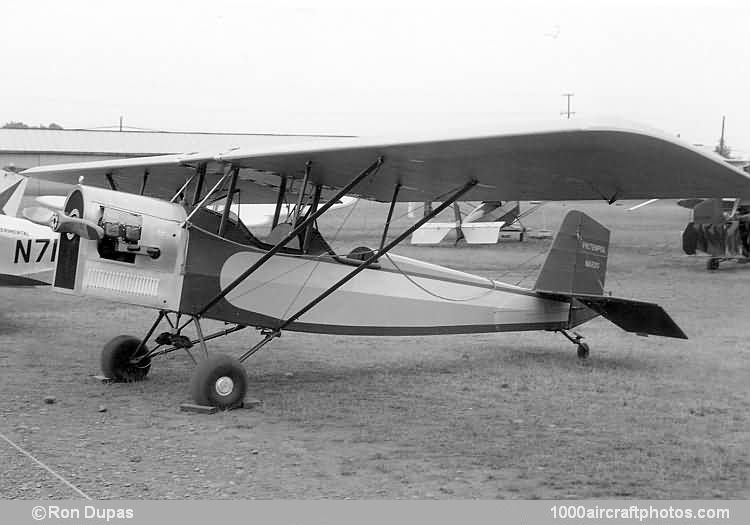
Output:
[
  {"xmin": 719, "ymin": 115, "xmax": 726, "ymax": 156},
  {"xmin": 561, "ymin": 93, "xmax": 575, "ymax": 119},
  {"xmin": 119, "ymin": 116, "xmax": 123, "ymax": 132}
]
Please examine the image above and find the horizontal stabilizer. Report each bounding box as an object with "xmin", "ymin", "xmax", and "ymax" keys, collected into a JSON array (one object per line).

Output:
[{"xmin": 574, "ymin": 295, "xmax": 687, "ymax": 339}]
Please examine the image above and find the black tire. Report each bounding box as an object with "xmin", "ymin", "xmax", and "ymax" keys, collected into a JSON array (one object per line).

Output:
[
  {"xmin": 577, "ymin": 342, "xmax": 590, "ymax": 360},
  {"xmin": 707, "ymin": 258, "xmax": 720, "ymax": 271},
  {"xmin": 101, "ymin": 335, "xmax": 151, "ymax": 382},
  {"xmin": 189, "ymin": 354, "xmax": 248, "ymax": 410}
]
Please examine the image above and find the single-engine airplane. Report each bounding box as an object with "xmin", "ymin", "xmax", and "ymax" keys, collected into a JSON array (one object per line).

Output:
[
  {"xmin": 21, "ymin": 120, "xmax": 750, "ymax": 408},
  {"xmin": 0, "ymin": 170, "xmax": 59, "ymax": 286},
  {"xmin": 680, "ymin": 196, "xmax": 750, "ymax": 270}
]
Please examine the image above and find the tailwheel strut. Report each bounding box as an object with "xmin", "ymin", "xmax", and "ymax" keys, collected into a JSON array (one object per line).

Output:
[{"xmin": 557, "ymin": 329, "xmax": 590, "ymax": 360}]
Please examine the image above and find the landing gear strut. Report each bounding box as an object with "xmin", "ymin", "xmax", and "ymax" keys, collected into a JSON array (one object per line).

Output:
[
  {"xmin": 101, "ymin": 311, "xmax": 250, "ymax": 409},
  {"xmin": 557, "ymin": 329, "xmax": 590, "ymax": 360},
  {"xmin": 99, "ymin": 160, "xmax": 478, "ymax": 409}
]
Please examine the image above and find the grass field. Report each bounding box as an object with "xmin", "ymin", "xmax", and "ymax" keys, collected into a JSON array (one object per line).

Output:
[{"xmin": 0, "ymin": 200, "xmax": 748, "ymax": 499}]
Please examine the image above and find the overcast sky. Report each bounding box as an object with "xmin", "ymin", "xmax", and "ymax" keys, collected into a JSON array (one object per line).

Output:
[{"xmin": 2, "ymin": 0, "xmax": 748, "ymax": 155}]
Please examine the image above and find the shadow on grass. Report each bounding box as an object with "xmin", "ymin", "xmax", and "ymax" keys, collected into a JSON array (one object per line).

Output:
[{"xmin": 249, "ymin": 342, "xmax": 653, "ymax": 394}]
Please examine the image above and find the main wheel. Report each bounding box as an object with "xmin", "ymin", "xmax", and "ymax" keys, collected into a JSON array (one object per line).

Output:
[
  {"xmin": 189, "ymin": 354, "xmax": 248, "ymax": 409},
  {"xmin": 101, "ymin": 335, "xmax": 151, "ymax": 382},
  {"xmin": 577, "ymin": 342, "xmax": 590, "ymax": 360},
  {"xmin": 707, "ymin": 258, "xmax": 720, "ymax": 271}
]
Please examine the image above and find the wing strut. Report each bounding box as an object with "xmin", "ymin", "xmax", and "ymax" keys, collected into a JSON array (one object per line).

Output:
[
  {"xmin": 190, "ymin": 163, "xmax": 207, "ymax": 205},
  {"xmin": 139, "ymin": 170, "xmax": 149, "ymax": 196},
  {"xmin": 379, "ymin": 183, "xmax": 401, "ymax": 251},
  {"xmin": 183, "ymin": 169, "xmax": 232, "ymax": 223},
  {"xmin": 271, "ymin": 176, "xmax": 288, "ymax": 229},
  {"xmin": 236, "ymin": 178, "xmax": 479, "ymax": 363},
  {"xmin": 302, "ymin": 184, "xmax": 323, "ymax": 253},
  {"xmin": 218, "ymin": 167, "xmax": 240, "ymax": 237},
  {"xmin": 197, "ymin": 156, "xmax": 384, "ymax": 317},
  {"xmin": 292, "ymin": 162, "xmax": 312, "ymax": 224}
]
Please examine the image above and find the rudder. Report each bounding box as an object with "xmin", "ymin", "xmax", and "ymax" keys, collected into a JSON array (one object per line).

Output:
[{"xmin": 534, "ymin": 210, "xmax": 609, "ymax": 296}]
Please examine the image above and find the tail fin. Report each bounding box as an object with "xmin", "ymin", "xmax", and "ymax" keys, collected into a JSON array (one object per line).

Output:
[
  {"xmin": 534, "ymin": 210, "xmax": 609, "ymax": 296},
  {"xmin": 535, "ymin": 210, "xmax": 687, "ymax": 339},
  {"xmin": 0, "ymin": 170, "xmax": 28, "ymax": 217}
]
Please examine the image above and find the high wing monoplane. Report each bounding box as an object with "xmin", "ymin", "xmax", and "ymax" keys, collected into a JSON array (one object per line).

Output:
[{"xmin": 21, "ymin": 120, "xmax": 750, "ymax": 408}]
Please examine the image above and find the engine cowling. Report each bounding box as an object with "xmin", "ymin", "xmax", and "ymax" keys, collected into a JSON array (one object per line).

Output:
[{"xmin": 52, "ymin": 185, "xmax": 188, "ymax": 311}]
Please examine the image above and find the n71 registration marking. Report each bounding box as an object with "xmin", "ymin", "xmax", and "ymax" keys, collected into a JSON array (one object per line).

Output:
[{"xmin": 14, "ymin": 239, "xmax": 58, "ymax": 264}]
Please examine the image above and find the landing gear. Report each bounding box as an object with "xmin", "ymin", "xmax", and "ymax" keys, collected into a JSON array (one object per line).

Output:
[
  {"xmin": 707, "ymin": 257, "xmax": 720, "ymax": 271},
  {"xmin": 189, "ymin": 354, "xmax": 248, "ymax": 410},
  {"xmin": 576, "ymin": 342, "xmax": 590, "ymax": 360},
  {"xmin": 114, "ymin": 311, "xmax": 251, "ymax": 409},
  {"xmin": 101, "ymin": 335, "xmax": 151, "ymax": 381},
  {"xmin": 557, "ymin": 329, "xmax": 590, "ymax": 360}
]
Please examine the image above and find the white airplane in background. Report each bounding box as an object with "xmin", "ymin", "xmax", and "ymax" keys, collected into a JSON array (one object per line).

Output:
[
  {"xmin": 0, "ymin": 171, "xmax": 59, "ymax": 285},
  {"xmin": 0, "ymin": 173, "xmax": 357, "ymax": 286}
]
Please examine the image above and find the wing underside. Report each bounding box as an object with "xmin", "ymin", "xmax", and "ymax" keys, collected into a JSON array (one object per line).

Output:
[{"xmin": 22, "ymin": 121, "xmax": 750, "ymax": 203}]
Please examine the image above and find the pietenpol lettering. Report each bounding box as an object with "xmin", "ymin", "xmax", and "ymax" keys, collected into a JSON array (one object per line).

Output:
[{"xmin": 581, "ymin": 240, "xmax": 607, "ymax": 255}]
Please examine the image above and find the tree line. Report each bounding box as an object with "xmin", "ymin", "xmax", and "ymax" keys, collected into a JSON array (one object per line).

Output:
[{"xmin": 2, "ymin": 121, "xmax": 63, "ymax": 130}]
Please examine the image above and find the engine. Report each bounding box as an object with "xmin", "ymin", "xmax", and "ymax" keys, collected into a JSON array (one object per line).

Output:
[{"xmin": 53, "ymin": 185, "xmax": 188, "ymax": 310}]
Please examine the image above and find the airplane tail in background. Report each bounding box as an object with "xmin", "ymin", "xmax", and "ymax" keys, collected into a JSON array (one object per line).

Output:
[
  {"xmin": 535, "ymin": 210, "xmax": 687, "ymax": 339},
  {"xmin": 0, "ymin": 170, "xmax": 28, "ymax": 217}
]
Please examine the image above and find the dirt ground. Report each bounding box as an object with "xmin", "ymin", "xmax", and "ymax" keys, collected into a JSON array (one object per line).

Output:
[{"xmin": 0, "ymin": 200, "xmax": 748, "ymax": 499}]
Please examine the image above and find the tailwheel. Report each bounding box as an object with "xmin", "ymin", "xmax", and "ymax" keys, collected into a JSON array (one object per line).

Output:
[
  {"xmin": 558, "ymin": 329, "xmax": 590, "ymax": 360},
  {"xmin": 189, "ymin": 354, "xmax": 248, "ymax": 410},
  {"xmin": 101, "ymin": 335, "xmax": 151, "ymax": 382}
]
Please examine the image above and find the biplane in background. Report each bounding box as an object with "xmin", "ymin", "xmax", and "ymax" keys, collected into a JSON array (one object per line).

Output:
[
  {"xmin": 409, "ymin": 200, "xmax": 547, "ymax": 245},
  {"xmin": 21, "ymin": 121, "xmax": 750, "ymax": 409}
]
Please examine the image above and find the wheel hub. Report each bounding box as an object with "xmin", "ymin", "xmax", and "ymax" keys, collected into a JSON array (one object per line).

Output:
[{"xmin": 215, "ymin": 376, "xmax": 235, "ymax": 397}]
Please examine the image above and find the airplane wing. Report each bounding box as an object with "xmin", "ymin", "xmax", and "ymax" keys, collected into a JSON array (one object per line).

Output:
[{"xmin": 22, "ymin": 120, "xmax": 750, "ymax": 203}]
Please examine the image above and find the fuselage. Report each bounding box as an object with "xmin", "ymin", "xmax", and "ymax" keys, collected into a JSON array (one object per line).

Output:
[
  {"xmin": 0, "ymin": 214, "xmax": 57, "ymax": 285},
  {"xmin": 53, "ymin": 185, "xmax": 573, "ymax": 336}
]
